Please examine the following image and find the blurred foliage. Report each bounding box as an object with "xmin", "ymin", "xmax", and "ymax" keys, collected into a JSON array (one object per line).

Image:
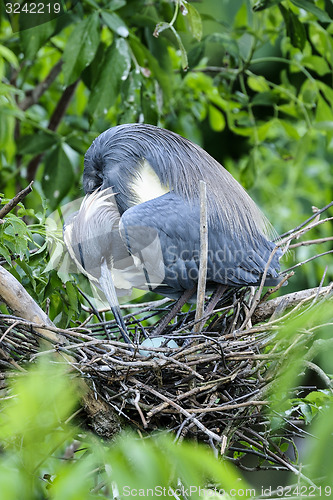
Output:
[
  {"xmin": 0, "ymin": 358, "xmax": 251, "ymax": 500},
  {"xmin": 0, "ymin": 315, "xmax": 333, "ymax": 499},
  {"xmin": 0, "ymin": 0, "xmax": 333, "ymax": 494}
]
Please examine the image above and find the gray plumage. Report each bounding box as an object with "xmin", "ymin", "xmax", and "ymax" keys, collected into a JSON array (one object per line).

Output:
[{"xmin": 64, "ymin": 123, "xmax": 282, "ymax": 341}]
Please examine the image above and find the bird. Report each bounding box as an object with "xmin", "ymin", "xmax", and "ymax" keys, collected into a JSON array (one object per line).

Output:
[{"xmin": 63, "ymin": 123, "xmax": 282, "ymax": 343}]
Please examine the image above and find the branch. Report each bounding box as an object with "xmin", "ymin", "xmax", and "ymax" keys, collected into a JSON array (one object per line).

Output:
[
  {"xmin": 27, "ymin": 79, "xmax": 79, "ymax": 182},
  {"xmin": 48, "ymin": 80, "xmax": 79, "ymax": 132},
  {"xmin": 277, "ymin": 201, "xmax": 333, "ymax": 240},
  {"xmin": 194, "ymin": 180, "xmax": 208, "ymax": 333},
  {"xmin": 252, "ymin": 285, "xmax": 332, "ymax": 324},
  {"xmin": 19, "ymin": 60, "xmax": 63, "ymax": 111},
  {"xmin": 0, "ymin": 264, "xmax": 64, "ymax": 344},
  {"xmin": 0, "ymin": 181, "xmax": 34, "ymax": 219}
]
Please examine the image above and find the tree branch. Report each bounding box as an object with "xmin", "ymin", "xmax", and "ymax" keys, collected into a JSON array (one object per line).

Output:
[
  {"xmin": 0, "ymin": 181, "xmax": 34, "ymax": 219},
  {"xmin": 252, "ymin": 285, "xmax": 333, "ymax": 324},
  {"xmin": 27, "ymin": 79, "xmax": 79, "ymax": 182},
  {"xmin": 19, "ymin": 60, "xmax": 63, "ymax": 111},
  {"xmin": 0, "ymin": 264, "xmax": 64, "ymax": 344}
]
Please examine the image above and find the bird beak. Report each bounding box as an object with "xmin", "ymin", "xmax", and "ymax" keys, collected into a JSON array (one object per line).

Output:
[{"xmin": 99, "ymin": 259, "xmax": 131, "ymax": 344}]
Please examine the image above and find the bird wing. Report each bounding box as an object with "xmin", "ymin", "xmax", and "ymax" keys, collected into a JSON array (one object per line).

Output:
[{"xmin": 120, "ymin": 192, "xmax": 281, "ymax": 296}]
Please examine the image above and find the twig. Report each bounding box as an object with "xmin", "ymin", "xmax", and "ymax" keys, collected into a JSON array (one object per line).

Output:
[
  {"xmin": 194, "ymin": 181, "xmax": 208, "ymax": 333},
  {"xmin": 304, "ymin": 361, "xmax": 333, "ymax": 389},
  {"xmin": 239, "ymin": 246, "xmax": 279, "ymax": 330},
  {"xmin": 289, "ymin": 236, "xmax": 333, "ymax": 248},
  {"xmin": 277, "ymin": 201, "xmax": 333, "ymax": 240},
  {"xmin": 252, "ymin": 285, "xmax": 332, "ymax": 324},
  {"xmin": 235, "ymin": 430, "xmax": 317, "ymax": 487},
  {"xmin": 282, "ymin": 250, "xmax": 333, "ymax": 274},
  {"xmin": 131, "ymin": 378, "xmax": 223, "ymax": 444},
  {"xmin": 27, "ymin": 80, "xmax": 79, "ymax": 182},
  {"xmin": 19, "ymin": 60, "xmax": 63, "ymax": 111},
  {"xmin": 0, "ymin": 182, "xmax": 34, "ymax": 219},
  {"xmin": 186, "ymin": 400, "xmax": 269, "ymax": 413},
  {"xmin": 260, "ymin": 272, "xmax": 294, "ymax": 303},
  {"xmin": 0, "ymin": 265, "xmax": 64, "ymax": 344}
]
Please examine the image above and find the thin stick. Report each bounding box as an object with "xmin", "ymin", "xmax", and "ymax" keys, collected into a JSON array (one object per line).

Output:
[
  {"xmin": 282, "ymin": 250, "xmax": 333, "ymax": 274},
  {"xmin": 131, "ymin": 378, "xmax": 223, "ymax": 443},
  {"xmin": 289, "ymin": 236, "xmax": 333, "ymax": 248},
  {"xmin": 0, "ymin": 181, "xmax": 34, "ymax": 219},
  {"xmin": 276, "ymin": 200, "xmax": 333, "ymax": 240},
  {"xmin": 19, "ymin": 60, "xmax": 63, "ymax": 111},
  {"xmin": 186, "ymin": 400, "xmax": 269, "ymax": 413},
  {"xmin": 194, "ymin": 181, "xmax": 208, "ymax": 333}
]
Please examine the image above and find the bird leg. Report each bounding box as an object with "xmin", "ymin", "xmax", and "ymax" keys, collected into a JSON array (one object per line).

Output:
[
  {"xmin": 151, "ymin": 287, "xmax": 196, "ymax": 338},
  {"xmin": 204, "ymin": 284, "xmax": 228, "ymax": 316},
  {"xmin": 99, "ymin": 259, "xmax": 132, "ymax": 344}
]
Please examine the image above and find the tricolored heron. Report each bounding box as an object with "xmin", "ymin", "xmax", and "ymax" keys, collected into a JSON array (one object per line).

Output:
[{"xmin": 64, "ymin": 124, "xmax": 282, "ymax": 343}]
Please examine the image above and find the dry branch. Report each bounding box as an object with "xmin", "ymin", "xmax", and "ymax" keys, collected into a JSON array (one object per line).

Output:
[
  {"xmin": 253, "ymin": 284, "xmax": 332, "ymax": 323},
  {"xmin": 194, "ymin": 180, "xmax": 208, "ymax": 333},
  {"xmin": 0, "ymin": 264, "xmax": 63, "ymax": 344},
  {"xmin": 0, "ymin": 182, "xmax": 34, "ymax": 219}
]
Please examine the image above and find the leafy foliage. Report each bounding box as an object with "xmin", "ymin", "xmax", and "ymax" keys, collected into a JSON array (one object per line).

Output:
[
  {"xmin": 0, "ymin": 358, "xmax": 251, "ymax": 500},
  {"xmin": 0, "ymin": 0, "xmax": 333, "ymax": 494}
]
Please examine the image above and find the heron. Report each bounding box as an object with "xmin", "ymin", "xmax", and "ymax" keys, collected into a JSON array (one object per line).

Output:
[{"xmin": 63, "ymin": 123, "xmax": 282, "ymax": 344}]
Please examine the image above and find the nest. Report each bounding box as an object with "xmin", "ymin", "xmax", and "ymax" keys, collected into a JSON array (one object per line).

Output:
[{"xmin": 1, "ymin": 279, "xmax": 332, "ymax": 472}]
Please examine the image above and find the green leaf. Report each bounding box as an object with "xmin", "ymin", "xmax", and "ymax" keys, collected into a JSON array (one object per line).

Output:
[
  {"xmin": 206, "ymin": 33, "xmax": 240, "ymax": 60},
  {"xmin": 17, "ymin": 260, "xmax": 37, "ymax": 291},
  {"xmin": 42, "ymin": 144, "xmax": 75, "ymax": 208},
  {"xmin": 252, "ymin": 0, "xmax": 284, "ymax": 12},
  {"xmin": 299, "ymin": 402, "xmax": 314, "ymax": 424},
  {"xmin": 247, "ymin": 75, "xmax": 270, "ymax": 92},
  {"xmin": 19, "ymin": 21, "xmax": 57, "ymax": 60},
  {"xmin": 108, "ymin": 0, "xmax": 127, "ymax": 9},
  {"xmin": 170, "ymin": 26, "xmax": 188, "ymax": 70},
  {"xmin": 101, "ymin": 10, "xmax": 129, "ymax": 37},
  {"xmin": 88, "ymin": 38, "xmax": 131, "ymax": 115},
  {"xmin": 314, "ymin": 121, "xmax": 333, "ymax": 131},
  {"xmin": 316, "ymin": 95, "xmax": 333, "ymax": 122},
  {"xmin": 302, "ymin": 55, "xmax": 330, "ymax": 76},
  {"xmin": 305, "ymin": 401, "xmax": 333, "ymax": 488},
  {"xmin": 240, "ymin": 152, "xmax": 257, "ymax": 189},
  {"xmin": 186, "ymin": 3, "xmax": 203, "ymax": 41},
  {"xmin": 290, "ymin": 0, "xmax": 332, "ymax": 22},
  {"xmin": 0, "ymin": 243, "xmax": 12, "ymax": 264},
  {"xmin": 18, "ymin": 132, "xmax": 58, "ymax": 155},
  {"xmin": 280, "ymin": 119, "xmax": 300, "ymax": 139},
  {"xmin": 208, "ymin": 105, "xmax": 225, "ymax": 131},
  {"xmin": 153, "ymin": 22, "xmax": 171, "ymax": 38},
  {"xmin": 0, "ymin": 45, "xmax": 19, "ymax": 68},
  {"xmin": 279, "ymin": 4, "xmax": 306, "ymax": 50},
  {"xmin": 234, "ymin": 2, "xmax": 248, "ymax": 27},
  {"xmin": 62, "ymin": 12, "xmax": 100, "ymax": 86},
  {"xmin": 252, "ymin": 92, "xmax": 276, "ymax": 106},
  {"xmin": 66, "ymin": 281, "xmax": 79, "ymax": 315},
  {"xmin": 257, "ymin": 120, "xmax": 274, "ymax": 141}
]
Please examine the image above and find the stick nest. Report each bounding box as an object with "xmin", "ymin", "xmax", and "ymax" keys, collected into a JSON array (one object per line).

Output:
[{"xmin": 1, "ymin": 283, "xmax": 332, "ymax": 463}]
